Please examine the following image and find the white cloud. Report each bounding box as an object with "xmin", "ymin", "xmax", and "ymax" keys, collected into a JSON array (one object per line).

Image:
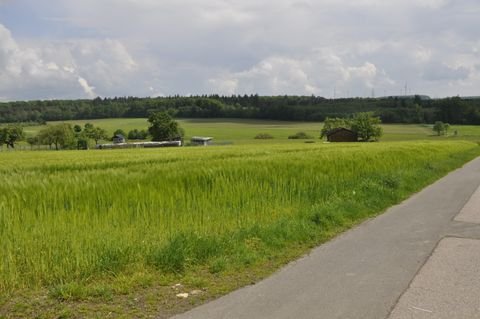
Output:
[
  {"xmin": 77, "ymin": 77, "xmax": 96, "ymax": 98},
  {"xmin": 413, "ymin": 47, "xmax": 433, "ymax": 63},
  {"xmin": 63, "ymin": 66, "xmax": 75, "ymax": 73},
  {"xmin": 208, "ymin": 52, "xmax": 392, "ymax": 97},
  {"xmin": 0, "ymin": 23, "xmax": 142, "ymax": 100},
  {"xmin": 208, "ymin": 78, "xmax": 239, "ymax": 96},
  {"xmin": 148, "ymin": 86, "xmax": 165, "ymax": 98},
  {"xmin": 0, "ymin": 0, "xmax": 479, "ymax": 99},
  {"xmin": 199, "ymin": 4, "xmax": 255, "ymax": 25},
  {"xmin": 347, "ymin": 62, "xmax": 378, "ymax": 88}
]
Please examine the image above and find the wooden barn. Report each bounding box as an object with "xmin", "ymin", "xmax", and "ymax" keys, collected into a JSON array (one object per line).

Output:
[{"xmin": 326, "ymin": 128, "xmax": 358, "ymax": 142}]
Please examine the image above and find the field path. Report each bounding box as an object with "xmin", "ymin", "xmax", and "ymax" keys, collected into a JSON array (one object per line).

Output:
[{"xmin": 171, "ymin": 157, "xmax": 480, "ymax": 319}]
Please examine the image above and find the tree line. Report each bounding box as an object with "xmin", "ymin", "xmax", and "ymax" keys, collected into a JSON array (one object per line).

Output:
[
  {"xmin": 23, "ymin": 123, "xmax": 110, "ymax": 150},
  {"xmin": 1, "ymin": 112, "xmax": 185, "ymax": 150},
  {"xmin": 1, "ymin": 95, "xmax": 480, "ymax": 125}
]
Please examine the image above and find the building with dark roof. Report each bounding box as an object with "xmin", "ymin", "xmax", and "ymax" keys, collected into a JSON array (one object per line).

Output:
[{"xmin": 326, "ymin": 128, "xmax": 358, "ymax": 142}]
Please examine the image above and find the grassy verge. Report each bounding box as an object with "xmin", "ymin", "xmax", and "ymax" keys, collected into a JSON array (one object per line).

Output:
[{"xmin": 1, "ymin": 141, "xmax": 479, "ymax": 318}]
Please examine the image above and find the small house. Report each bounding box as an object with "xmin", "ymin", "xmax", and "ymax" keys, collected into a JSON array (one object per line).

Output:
[
  {"xmin": 326, "ymin": 128, "xmax": 358, "ymax": 142},
  {"xmin": 191, "ymin": 136, "xmax": 213, "ymax": 146},
  {"xmin": 112, "ymin": 134, "xmax": 126, "ymax": 144}
]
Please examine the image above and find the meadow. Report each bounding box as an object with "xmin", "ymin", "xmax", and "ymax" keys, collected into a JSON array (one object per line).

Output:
[
  {"xmin": 18, "ymin": 117, "xmax": 480, "ymax": 146},
  {"xmin": 1, "ymin": 140, "xmax": 480, "ymax": 318}
]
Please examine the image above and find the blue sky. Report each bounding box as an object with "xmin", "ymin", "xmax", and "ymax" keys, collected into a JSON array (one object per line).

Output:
[{"xmin": 0, "ymin": 0, "xmax": 479, "ymax": 101}]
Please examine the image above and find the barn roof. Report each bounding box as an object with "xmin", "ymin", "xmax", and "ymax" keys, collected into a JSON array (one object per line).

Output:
[
  {"xmin": 191, "ymin": 136, "xmax": 213, "ymax": 141},
  {"xmin": 326, "ymin": 127, "xmax": 355, "ymax": 136}
]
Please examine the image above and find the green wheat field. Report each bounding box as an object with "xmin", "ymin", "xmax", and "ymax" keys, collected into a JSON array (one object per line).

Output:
[{"xmin": 2, "ymin": 119, "xmax": 480, "ymax": 317}]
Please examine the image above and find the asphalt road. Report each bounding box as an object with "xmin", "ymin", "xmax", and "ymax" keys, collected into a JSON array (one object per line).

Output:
[
  {"xmin": 172, "ymin": 157, "xmax": 480, "ymax": 319},
  {"xmin": 388, "ymin": 237, "xmax": 480, "ymax": 319}
]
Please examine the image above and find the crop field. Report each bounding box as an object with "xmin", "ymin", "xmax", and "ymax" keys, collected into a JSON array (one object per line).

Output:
[
  {"xmin": 18, "ymin": 118, "xmax": 480, "ymax": 145},
  {"xmin": 1, "ymin": 140, "xmax": 480, "ymax": 318}
]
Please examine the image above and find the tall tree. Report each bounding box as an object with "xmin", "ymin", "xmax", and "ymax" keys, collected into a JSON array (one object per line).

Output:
[
  {"xmin": 350, "ymin": 112, "xmax": 383, "ymax": 142},
  {"xmin": 38, "ymin": 124, "xmax": 75, "ymax": 150},
  {"xmin": 85, "ymin": 127, "xmax": 109, "ymax": 145},
  {"xmin": 0, "ymin": 125, "xmax": 25, "ymax": 148},
  {"xmin": 26, "ymin": 136, "xmax": 40, "ymax": 150},
  {"xmin": 148, "ymin": 112, "xmax": 184, "ymax": 141}
]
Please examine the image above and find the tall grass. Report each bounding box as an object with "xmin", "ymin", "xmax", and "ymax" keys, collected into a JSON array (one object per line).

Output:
[{"xmin": 0, "ymin": 141, "xmax": 479, "ymax": 296}]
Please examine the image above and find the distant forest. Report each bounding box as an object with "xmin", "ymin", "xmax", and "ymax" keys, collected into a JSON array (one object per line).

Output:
[{"xmin": 1, "ymin": 95, "xmax": 480, "ymax": 125}]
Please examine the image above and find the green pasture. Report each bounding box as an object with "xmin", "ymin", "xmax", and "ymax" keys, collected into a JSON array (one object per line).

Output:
[
  {"xmin": 1, "ymin": 140, "xmax": 480, "ymax": 317},
  {"xmin": 19, "ymin": 118, "xmax": 480, "ymax": 145}
]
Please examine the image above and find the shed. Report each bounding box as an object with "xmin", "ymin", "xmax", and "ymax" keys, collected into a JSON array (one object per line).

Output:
[
  {"xmin": 112, "ymin": 134, "xmax": 126, "ymax": 144},
  {"xmin": 326, "ymin": 128, "xmax": 358, "ymax": 142},
  {"xmin": 191, "ymin": 136, "xmax": 213, "ymax": 146}
]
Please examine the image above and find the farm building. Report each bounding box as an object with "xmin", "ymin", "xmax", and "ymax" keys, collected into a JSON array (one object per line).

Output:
[
  {"xmin": 191, "ymin": 136, "xmax": 213, "ymax": 146},
  {"xmin": 326, "ymin": 128, "xmax": 358, "ymax": 142},
  {"xmin": 112, "ymin": 134, "xmax": 126, "ymax": 144},
  {"xmin": 96, "ymin": 140, "xmax": 181, "ymax": 150}
]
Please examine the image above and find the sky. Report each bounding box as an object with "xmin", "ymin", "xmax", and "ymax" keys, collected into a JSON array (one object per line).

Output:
[{"xmin": 0, "ymin": 0, "xmax": 479, "ymax": 101}]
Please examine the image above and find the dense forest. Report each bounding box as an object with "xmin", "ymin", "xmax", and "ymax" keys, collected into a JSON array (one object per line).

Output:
[{"xmin": 1, "ymin": 95, "xmax": 480, "ymax": 125}]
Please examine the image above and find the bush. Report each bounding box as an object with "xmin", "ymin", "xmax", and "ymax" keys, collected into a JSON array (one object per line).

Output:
[
  {"xmin": 433, "ymin": 121, "xmax": 450, "ymax": 136},
  {"xmin": 113, "ymin": 129, "xmax": 126, "ymax": 137},
  {"xmin": 254, "ymin": 133, "xmax": 274, "ymax": 139},
  {"xmin": 288, "ymin": 132, "xmax": 313, "ymax": 139},
  {"xmin": 127, "ymin": 129, "xmax": 149, "ymax": 140}
]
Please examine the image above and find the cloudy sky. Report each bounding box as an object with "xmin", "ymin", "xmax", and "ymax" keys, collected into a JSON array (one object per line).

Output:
[{"xmin": 0, "ymin": 0, "xmax": 479, "ymax": 101}]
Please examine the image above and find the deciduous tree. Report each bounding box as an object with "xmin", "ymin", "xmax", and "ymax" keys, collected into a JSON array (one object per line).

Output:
[
  {"xmin": 38, "ymin": 124, "xmax": 76, "ymax": 150},
  {"xmin": 0, "ymin": 125, "xmax": 25, "ymax": 148},
  {"xmin": 148, "ymin": 112, "xmax": 184, "ymax": 141},
  {"xmin": 350, "ymin": 112, "xmax": 383, "ymax": 142},
  {"xmin": 433, "ymin": 121, "xmax": 450, "ymax": 136},
  {"xmin": 84, "ymin": 124, "xmax": 109, "ymax": 144},
  {"xmin": 26, "ymin": 136, "xmax": 40, "ymax": 149}
]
